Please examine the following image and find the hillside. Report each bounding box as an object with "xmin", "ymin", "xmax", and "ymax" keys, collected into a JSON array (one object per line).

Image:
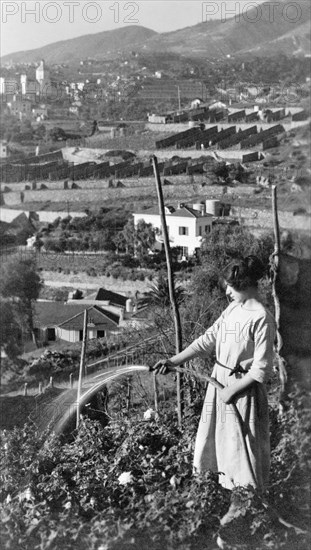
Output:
[
  {"xmin": 1, "ymin": 25, "xmax": 158, "ymax": 64},
  {"xmin": 143, "ymin": 0, "xmax": 311, "ymax": 58},
  {"xmin": 246, "ymin": 20, "xmax": 311, "ymax": 56},
  {"xmin": 1, "ymin": 0, "xmax": 310, "ymax": 64}
]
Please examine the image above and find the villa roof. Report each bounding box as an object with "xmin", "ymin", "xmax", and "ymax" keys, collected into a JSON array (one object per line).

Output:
[
  {"xmin": 34, "ymin": 302, "xmax": 119, "ymax": 329},
  {"xmin": 58, "ymin": 305, "xmax": 119, "ymax": 330},
  {"xmin": 134, "ymin": 204, "xmax": 212, "ymax": 219},
  {"xmin": 85, "ymin": 288, "xmax": 128, "ymax": 307}
]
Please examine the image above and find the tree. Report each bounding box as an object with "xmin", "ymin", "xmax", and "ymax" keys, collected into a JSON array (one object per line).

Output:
[
  {"xmin": 135, "ymin": 220, "xmax": 156, "ymax": 260},
  {"xmin": 0, "ymin": 299, "xmax": 23, "ymax": 359},
  {"xmin": 114, "ymin": 219, "xmax": 155, "ymax": 259},
  {"xmin": 181, "ymin": 226, "xmax": 274, "ymax": 350},
  {"xmin": 34, "ymin": 124, "xmax": 46, "ymax": 140},
  {"xmin": 112, "ymin": 231, "xmax": 127, "ymax": 254},
  {"xmin": 48, "ymin": 127, "xmax": 67, "ymax": 141},
  {"xmin": 200, "ymin": 225, "xmax": 274, "ymax": 273},
  {"xmin": 97, "ymin": 229, "xmax": 116, "ymax": 252},
  {"xmin": 0, "ymin": 256, "xmax": 42, "ymax": 346},
  {"xmin": 140, "ymin": 272, "xmax": 186, "ymax": 308}
]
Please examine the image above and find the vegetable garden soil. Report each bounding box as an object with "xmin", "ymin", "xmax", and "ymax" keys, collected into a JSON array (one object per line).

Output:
[{"xmin": 0, "ymin": 378, "xmax": 310, "ymax": 550}]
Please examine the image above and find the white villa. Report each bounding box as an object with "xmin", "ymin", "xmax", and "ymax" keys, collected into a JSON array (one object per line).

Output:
[{"xmin": 133, "ymin": 202, "xmax": 213, "ymax": 258}]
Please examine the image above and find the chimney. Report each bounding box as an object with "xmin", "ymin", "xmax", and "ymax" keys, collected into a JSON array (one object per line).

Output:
[{"xmin": 200, "ymin": 203, "xmax": 205, "ymax": 215}]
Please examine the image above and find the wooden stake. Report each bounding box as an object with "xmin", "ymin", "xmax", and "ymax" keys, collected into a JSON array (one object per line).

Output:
[
  {"xmin": 152, "ymin": 155, "xmax": 184, "ymax": 426},
  {"xmin": 153, "ymin": 372, "xmax": 159, "ymax": 414},
  {"xmin": 76, "ymin": 309, "xmax": 88, "ymax": 429},
  {"xmin": 126, "ymin": 378, "xmax": 131, "ymax": 412}
]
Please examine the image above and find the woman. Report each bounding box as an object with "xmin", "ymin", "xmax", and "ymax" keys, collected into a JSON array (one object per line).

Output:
[{"xmin": 152, "ymin": 256, "xmax": 276, "ymax": 493}]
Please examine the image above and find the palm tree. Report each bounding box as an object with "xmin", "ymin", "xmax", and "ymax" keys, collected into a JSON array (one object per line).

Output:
[{"xmin": 139, "ymin": 272, "xmax": 186, "ymax": 308}]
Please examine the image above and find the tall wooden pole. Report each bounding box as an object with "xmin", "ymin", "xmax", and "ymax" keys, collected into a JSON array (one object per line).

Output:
[
  {"xmin": 152, "ymin": 155, "xmax": 184, "ymax": 426},
  {"xmin": 76, "ymin": 309, "xmax": 88, "ymax": 429},
  {"xmin": 177, "ymin": 86, "xmax": 181, "ymax": 111},
  {"xmin": 272, "ymin": 185, "xmax": 281, "ymax": 263},
  {"xmin": 271, "ymin": 186, "xmax": 287, "ymax": 394}
]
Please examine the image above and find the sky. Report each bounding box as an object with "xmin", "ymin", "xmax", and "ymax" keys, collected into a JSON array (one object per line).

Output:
[{"xmin": 1, "ymin": 0, "xmax": 267, "ymax": 58}]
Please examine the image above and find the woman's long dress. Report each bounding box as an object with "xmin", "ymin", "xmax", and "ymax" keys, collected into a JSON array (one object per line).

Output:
[{"xmin": 189, "ymin": 299, "xmax": 275, "ymax": 492}]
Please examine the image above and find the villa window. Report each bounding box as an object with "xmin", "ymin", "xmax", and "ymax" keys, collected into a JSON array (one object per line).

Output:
[{"xmin": 179, "ymin": 226, "xmax": 189, "ymax": 236}]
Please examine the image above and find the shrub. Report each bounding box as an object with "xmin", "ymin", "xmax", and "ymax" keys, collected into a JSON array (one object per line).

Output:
[
  {"xmin": 111, "ymin": 267, "xmax": 122, "ymax": 279},
  {"xmin": 1, "ymin": 399, "xmax": 309, "ymax": 550},
  {"xmin": 122, "ymin": 255, "xmax": 140, "ymax": 268}
]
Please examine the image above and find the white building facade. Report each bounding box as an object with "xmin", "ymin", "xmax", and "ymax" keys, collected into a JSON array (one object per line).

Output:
[
  {"xmin": 0, "ymin": 141, "xmax": 9, "ymax": 159},
  {"xmin": 133, "ymin": 202, "xmax": 213, "ymax": 258},
  {"xmin": 36, "ymin": 60, "xmax": 50, "ymax": 92}
]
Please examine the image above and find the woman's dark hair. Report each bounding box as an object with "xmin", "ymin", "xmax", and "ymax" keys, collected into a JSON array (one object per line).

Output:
[{"xmin": 222, "ymin": 255, "xmax": 265, "ymax": 291}]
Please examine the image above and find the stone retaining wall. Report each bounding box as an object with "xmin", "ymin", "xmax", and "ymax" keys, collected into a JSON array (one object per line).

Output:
[
  {"xmin": 0, "ymin": 181, "xmax": 212, "ymax": 210},
  {"xmin": 231, "ymin": 206, "xmax": 310, "ymax": 232},
  {"xmin": 137, "ymin": 149, "xmax": 254, "ymax": 161},
  {"xmin": 146, "ymin": 120, "xmax": 308, "ymax": 133}
]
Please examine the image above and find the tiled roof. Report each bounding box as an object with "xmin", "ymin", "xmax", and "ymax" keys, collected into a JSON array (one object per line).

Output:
[
  {"xmin": 0, "ymin": 221, "xmax": 10, "ymax": 230},
  {"xmin": 130, "ymin": 306, "xmax": 152, "ymax": 320},
  {"xmin": 134, "ymin": 204, "xmax": 212, "ymax": 219},
  {"xmin": 58, "ymin": 306, "xmax": 119, "ymax": 330},
  {"xmin": 134, "ymin": 206, "xmax": 160, "ymax": 215},
  {"xmin": 93, "ymin": 288, "xmax": 127, "ymax": 307},
  {"xmin": 34, "ymin": 302, "xmax": 86, "ymax": 328},
  {"xmin": 4, "ymin": 213, "xmax": 36, "ymax": 236},
  {"xmin": 172, "ymin": 206, "xmax": 211, "ymax": 218},
  {"xmin": 34, "ymin": 302, "xmax": 119, "ymax": 329}
]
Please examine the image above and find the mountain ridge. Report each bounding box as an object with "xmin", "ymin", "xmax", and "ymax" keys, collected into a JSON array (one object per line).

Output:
[
  {"xmin": 1, "ymin": 25, "xmax": 158, "ymax": 64},
  {"xmin": 143, "ymin": 0, "xmax": 310, "ymax": 58},
  {"xmin": 1, "ymin": 0, "xmax": 310, "ymax": 64}
]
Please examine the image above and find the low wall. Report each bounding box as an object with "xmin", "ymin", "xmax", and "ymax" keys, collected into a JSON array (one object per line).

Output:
[
  {"xmin": 1, "ymin": 179, "xmax": 114, "ymax": 193},
  {"xmin": 1, "ymin": 172, "xmax": 209, "ymax": 199},
  {"xmin": 146, "ymin": 120, "xmax": 308, "ymax": 133},
  {"xmin": 231, "ymin": 206, "xmax": 310, "ymax": 232},
  {"xmin": 2, "ymin": 196, "xmax": 309, "ymax": 231},
  {"xmin": 43, "ymin": 272, "xmax": 150, "ymax": 294},
  {"xmin": 0, "ymin": 183, "xmax": 233, "ymax": 222},
  {"xmin": 0, "ymin": 207, "xmax": 86, "ymax": 223},
  {"xmin": 137, "ymin": 149, "xmax": 243, "ymax": 161}
]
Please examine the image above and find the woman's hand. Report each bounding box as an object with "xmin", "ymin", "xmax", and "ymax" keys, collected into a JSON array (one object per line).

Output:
[
  {"xmin": 219, "ymin": 386, "xmax": 236, "ymax": 404},
  {"xmin": 151, "ymin": 359, "xmax": 174, "ymax": 375},
  {"xmin": 219, "ymin": 373, "xmax": 256, "ymax": 404}
]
